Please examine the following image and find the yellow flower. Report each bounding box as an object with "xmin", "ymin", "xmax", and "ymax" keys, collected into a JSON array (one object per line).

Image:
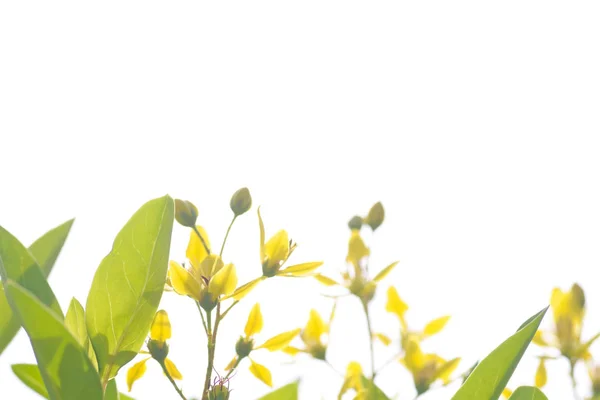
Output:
[
  {"xmin": 225, "ymin": 303, "xmax": 300, "ymax": 387},
  {"xmin": 282, "ymin": 307, "xmax": 335, "ymax": 361},
  {"xmin": 338, "ymin": 362, "xmax": 366, "ymax": 400},
  {"xmin": 385, "ymin": 286, "xmax": 450, "ymax": 344},
  {"xmin": 587, "ymin": 359, "xmax": 600, "ymax": 396},
  {"xmin": 535, "ymin": 358, "xmax": 547, "ymax": 388},
  {"xmin": 535, "ymin": 284, "xmax": 599, "ymax": 366},
  {"xmin": 401, "ymin": 337, "xmax": 460, "ymax": 395},
  {"xmin": 168, "ymin": 226, "xmax": 237, "ymax": 311},
  {"xmin": 126, "ymin": 310, "xmax": 183, "ymax": 392},
  {"xmin": 258, "ymin": 208, "xmax": 323, "ymax": 278}
]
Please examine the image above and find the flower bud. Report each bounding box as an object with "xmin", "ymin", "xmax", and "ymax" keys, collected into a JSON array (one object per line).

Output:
[
  {"xmin": 235, "ymin": 336, "xmax": 254, "ymax": 359},
  {"xmin": 348, "ymin": 216, "xmax": 363, "ymax": 230},
  {"xmin": 208, "ymin": 384, "xmax": 230, "ymax": 400},
  {"xmin": 230, "ymin": 187, "xmax": 252, "ymax": 216},
  {"xmin": 174, "ymin": 199, "xmax": 198, "ymax": 227},
  {"xmin": 199, "ymin": 290, "xmax": 218, "ymax": 313},
  {"xmin": 365, "ymin": 202, "xmax": 384, "ymax": 231},
  {"xmin": 148, "ymin": 339, "xmax": 169, "ymax": 363},
  {"xmin": 308, "ymin": 343, "xmax": 327, "ymax": 361}
]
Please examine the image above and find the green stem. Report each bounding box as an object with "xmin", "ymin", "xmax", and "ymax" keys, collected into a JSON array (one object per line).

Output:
[
  {"xmin": 202, "ymin": 305, "xmax": 223, "ymax": 400},
  {"xmin": 570, "ymin": 360, "xmax": 579, "ymax": 400},
  {"xmin": 361, "ymin": 300, "xmax": 376, "ymax": 379},
  {"xmin": 219, "ymin": 216, "xmax": 237, "ymax": 257},
  {"xmin": 224, "ymin": 357, "xmax": 241, "ymax": 380},
  {"xmin": 220, "ymin": 300, "xmax": 239, "ymax": 320},
  {"xmin": 160, "ymin": 361, "xmax": 187, "ymax": 400},
  {"xmin": 193, "ymin": 226, "xmax": 211, "ymax": 255},
  {"xmin": 195, "ymin": 301, "xmax": 209, "ymax": 336}
]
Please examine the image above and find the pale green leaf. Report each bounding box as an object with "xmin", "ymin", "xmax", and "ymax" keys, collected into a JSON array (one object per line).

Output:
[
  {"xmin": 452, "ymin": 307, "xmax": 548, "ymax": 400},
  {"xmin": 12, "ymin": 364, "xmax": 49, "ymax": 399},
  {"xmin": 85, "ymin": 195, "xmax": 174, "ymax": 383},
  {"xmin": 2, "ymin": 280, "xmax": 102, "ymax": 400},
  {"xmin": 257, "ymin": 381, "xmax": 299, "ymax": 400},
  {"xmin": 0, "ymin": 220, "xmax": 71, "ymax": 355},
  {"xmin": 508, "ymin": 386, "xmax": 548, "ymax": 400},
  {"xmin": 65, "ymin": 298, "xmax": 98, "ymax": 370},
  {"xmin": 361, "ymin": 376, "xmax": 390, "ymax": 400},
  {"xmin": 105, "ymin": 379, "xmax": 119, "ymax": 400}
]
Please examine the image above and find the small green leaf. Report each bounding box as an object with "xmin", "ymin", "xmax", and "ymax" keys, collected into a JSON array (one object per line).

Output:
[
  {"xmin": 85, "ymin": 195, "xmax": 174, "ymax": 384},
  {"xmin": 452, "ymin": 307, "xmax": 548, "ymax": 400},
  {"xmin": 508, "ymin": 386, "xmax": 548, "ymax": 400},
  {"xmin": 0, "ymin": 220, "xmax": 71, "ymax": 355},
  {"xmin": 65, "ymin": 298, "xmax": 98, "ymax": 370},
  {"xmin": 105, "ymin": 380, "xmax": 119, "ymax": 400},
  {"xmin": 361, "ymin": 377, "xmax": 390, "ymax": 400},
  {"xmin": 2, "ymin": 280, "xmax": 102, "ymax": 400},
  {"xmin": 257, "ymin": 381, "xmax": 299, "ymax": 400},
  {"xmin": 12, "ymin": 364, "xmax": 49, "ymax": 399}
]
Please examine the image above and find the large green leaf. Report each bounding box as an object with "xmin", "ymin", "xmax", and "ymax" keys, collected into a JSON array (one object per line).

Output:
[
  {"xmin": 12, "ymin": 364, "xmax": 49, "ymax": 399},
  {"xmin": 65, "ymin": 298, "xmax": 98, "ymax": 370},
  {"xmin": 508, "ymin": 386, "xmax": 548, "ymax": 400},
  {"xmin": 2, "ymin": 280, "xmax": 102, "ymax": 400},
  {"xmin": 257, "ymin": 381, "xmax": 299, "ymax": 400},
  {"xmin": 86, "ymin": 195, "xmax": 174, "ymax": 384},
  {"xmin": 0, "ymin": 220, "xmax": 71, "ymax": 355},
  {"xmin": 452, "ymin": 307, "xmax": 548, "ymax": 400}
]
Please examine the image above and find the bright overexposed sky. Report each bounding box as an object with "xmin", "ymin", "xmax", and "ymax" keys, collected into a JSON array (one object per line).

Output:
[{"xmin": 1, "ymin": 2, "xmax": 600, "ymax": 399}]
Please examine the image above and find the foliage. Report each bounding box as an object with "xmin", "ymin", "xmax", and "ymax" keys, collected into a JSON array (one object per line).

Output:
[{"xmin": 9, "ymin": 189, "xmax": 594, "ymax": 399}]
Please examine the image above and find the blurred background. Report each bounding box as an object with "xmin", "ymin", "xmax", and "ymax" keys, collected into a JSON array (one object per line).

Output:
[{"xmin": 1, "ymin": 1, "xmax": 600, "ymax": 398}]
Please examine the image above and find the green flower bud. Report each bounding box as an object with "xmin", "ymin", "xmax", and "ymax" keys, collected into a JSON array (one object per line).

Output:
[
  {"xmin": 365, "ymin": 202, "xmax": 384, "ymax": 231},
  {"xmin": 308, "ymin": 343, "xmax": 327, "ymax": 361},
  {"xmin": 199, "ymin": 290, "xmax": 217, "ymax": 313},
  {"xmin": 235, "ymin": 336, "xmax": 254, "ymax": 359},
  {"xmin": 148, "ymin": 339, "xmax": 169, "ymax": 363},
  {"xmin": 175, "ymin": 199, "xmax": 198, "ymax": 227},
  {"xmin": 348, "ymin": 216, "xmax": 363, "ymax": 230},
  {"xmin": 208, "ymin": 384, "xmax": 230, "ymax": 400},
  {"xmin": 230, "ymin": 187, "xmax": 252, "ymax": 216}
]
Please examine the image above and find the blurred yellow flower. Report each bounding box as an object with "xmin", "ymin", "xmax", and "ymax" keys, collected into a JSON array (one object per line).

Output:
[
  {"xmin": 338, "ymin": 362, "xmax": 366, "ymax": 400},
  {"xmin": 283, "ymin": 308, "xmax": 333, "ymax": 361},
  {"xmin": 126, "ymin": 310, "xmax": 182, "ymax": 392},
  {"xmin": 225, "ymin": 303, "xmax": 300, "ymax": 387}
]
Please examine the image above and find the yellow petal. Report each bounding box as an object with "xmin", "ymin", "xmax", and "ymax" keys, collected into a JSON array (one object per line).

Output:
[
  {"xmin": 249, "ymin": 359, "xmax": 273, "ymax": 387},
  {"xmin": 264, "ymin": 230, "xmax": 289, "ymax": 268},
  {"xmin": 403, "ymin": 338, "xmax": 425, "ymax": 372},
  {"xmin": 186, "ymin": 225, "xmax": 211, "ymax": 269},
  {"xmin": 435, "ymin": 357, "xmax": 460, "ymax": 383},
  {"xmin": 278, "ymin": 262, "xmax": 324, "ymax": 276},
  {"xmin": 502, "ymin": 388, "xmax": 513, "ymax": 399},
  {"xmin": 423, "ymin": 316, "xmax": 450, "ymax": 337},
  {"xmin": 385, "ymin": 286, "xmax": 408, "ymax": 330},
  {"xmin": 532, "ymin": 330, "xmax": 549, "ymax": 347},
  {"xmin": 198, "ymin": 254, "xmax": 224, "ymax": 279},
  {"xmin": 303, "ymin": 309, "xmax": 327, "ymax": 344},
  {"xmin": 535, "ymin": 358, "xmax": 547, "ymax": 388},
  {"xmin": 150, "ymin": 310, "xmax": 171, "ymax": 342},
  {"xmin": 225, "ymin": 277, "xmax": 266, "ymax": 301},
  {"xmin": 282, "ymin": 346, "xmax": 303, "ymax": 355},
  {"xmin": 164, "ymin": 358, "xmax": 182, "ymax": 380},
  {"xmin": 244, "ymin": 303, "xmax": 264, "ymax": 337},
  {"xmin": 127, "ymin": 358, "xmax": 149, "ymax": 392},
  {"xmin": 339, "ymin": 361, "xmax": 364, "ymax": 397},
  {"xmin": 373, "ymin": 261, "xmax": 399, "ymax": 283},
  {"xmin": 257, "ymin": 329, "xmax": 301, "ymax": 351},
  {"xmin": 168, "ymin": 261, "xmax": 201, "ymax": 301},
  {"xmin": 208, "ymin": 263, "xmax": 238, "ymax": 299},
  {"xmin": 373, "ymin": 333, "xmax": 391, "ymax": 346},
  {"xmin": 225, "ymin": 356, "xmax": 238, "ymax": 371},
  {"xmin": 346, "ymin": 230, "xmax": 369, "ymax": 268},
  {"xmin": 258, "ymin": 207, "xmax": 266, "ymax": 262},
  {"xmin": 314, "ymin": 274, "xmax": 341, "ymax": 286}
]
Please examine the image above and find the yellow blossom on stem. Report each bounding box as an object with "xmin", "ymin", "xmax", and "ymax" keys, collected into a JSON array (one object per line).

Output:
[
  {"xmin": 126, "ymin": 311, "xmax": 183, "ymax": 395},
  {"xmin": 225, "ymin": 303, "xmax": 300, "ymax": 387},
  {"xmin": 168, "ymin": 226, "xmax": 238, "ymax": 311}
]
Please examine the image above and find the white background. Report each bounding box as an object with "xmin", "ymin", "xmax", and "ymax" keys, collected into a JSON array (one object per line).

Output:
[{"xmin": 1, "ymin": 1, "xmax": 600, "ymax": 399}]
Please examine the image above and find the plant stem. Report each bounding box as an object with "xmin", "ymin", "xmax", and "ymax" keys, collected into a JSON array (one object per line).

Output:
[
  {"xmin": 193, "ymin": 226, "xmax": 211, "ymax": 255},
  {"xmin": 224, "ymin": 358, "xmax": 241, "ymax": 380},
  {"xmin": 195, "ymin": 301, "xmax": 209, "ymax": 336},
  {"xmin": 202, "ymin": 304, "xmax": 224, "ymax": 400},
  {"xmin": 570, "ymin": 360, "xmax": 579, "ymax": 400},
  {"xmin": 220, "ymin": 300, "xmax": 239, "ymax": 320},
  {"xmin": 375, "ymin": 351, "xmax": 403, "ymax": 375},
  {"xmin": 160, "ymin": 361, "xmax": 187, "ymax": 400},
  {"xmin": 361, "ymin": 300, "xmax": 376, "ymax": 379},
  {"xmin": 219, "ymin": 216, "xmax": 237, "ymax": 257}
]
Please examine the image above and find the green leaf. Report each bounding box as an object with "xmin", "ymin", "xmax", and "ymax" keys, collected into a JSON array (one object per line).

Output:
[
  {"xmin": 2, "ymin": 280, "xmax": 102, "ymax": 400},
  {"xmin": 105, "ymin": 380, "xmax": 119, "ymax": 400},
  {"xmin": 452, "ymin": 307, "xmax": 548, "ymax": 400},
  {"xmin": 65, "ymin": 298, "xmax": 98, "ymax": 370},
  {"xmin": 0, "ymin": 220, "xmax": 71, "ymax": 355},
  {"xmin": 257, "ymin": 381, "xmax": 299, "ymax": 400},
  {"xmin": 361, "ymin": 377, "xmax": 390, "ymax": 400},
  {"xmin": 508, "ymin": 386, "xmax": 548, "ymax": 400},
  {"xmin": 119, "ymin": 394, "xmax": 135, "ymax": 400},
  {"xmin": 12, "ymin": 364, "xmax": 49, "ymax": 399},
  {"xmin": 85, "ymin": 195, "xmax": 174, "ymax": 384}
]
